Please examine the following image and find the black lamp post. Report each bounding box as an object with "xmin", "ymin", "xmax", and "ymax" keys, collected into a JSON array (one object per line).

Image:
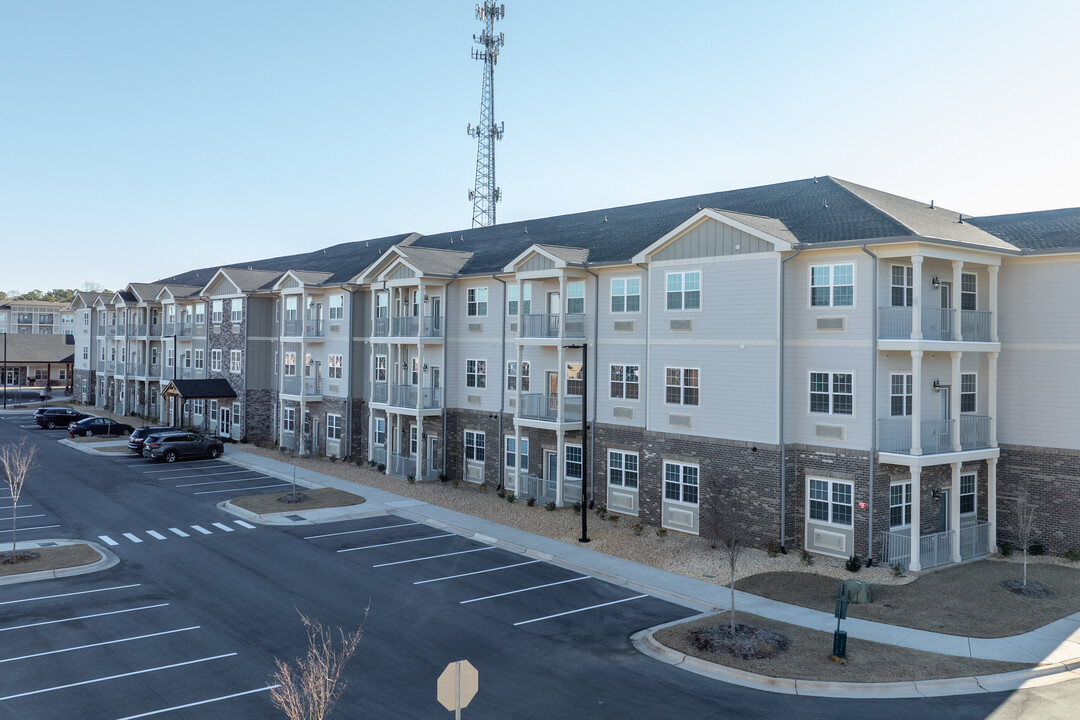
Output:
[{"xmin": 564, "ymin": 343, "xmax": 589, "ymax": 543}]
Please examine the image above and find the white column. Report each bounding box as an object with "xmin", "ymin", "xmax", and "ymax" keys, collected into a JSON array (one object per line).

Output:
[
  {"xmin": 988, "ymin": 265, "xmax": 999, "ymax": 342},
  {"xmin": 950, "ymin": 461, "xmax": 962, "ymax": 563},
  {"xmin": 367, "ymin": 406, "xmax": 374, "ymax": 462},
  {"xmin": 911, "ymin": 256, "xmax": 924, "ymax": 340},
  {"xmin": 516, "ymin": 279, "xmax": 524, "ymax": 335},
  {"xmin": 513, "ymin": 426, "xmax": 523, "ymax": 494},
  {"xmin": 558, "ymin": 275, "xmax": 567, "ymax": 339},
  {"xmin": 556, "ymin": 344, "xmax": 565, "ymax": 423},
  {"xmin": 555, "ymin": 429, "xmax": 565, "ymax": 507},
  {"xmin": 909, "ymin": 466, "xmax": 922, "ymax": 572},
  {"xmin": 911, "ymin": 350, "xmax": 923, "ymax": 455},
  {"xmin": 951, "ymin": 351, "xmax": 962, "ymax": 452},
  {"xmin": 988, "ymin": 351, "xmax": 998, "ymax": 447},
  {"xmin": 952, "ymin": 260, "xmax": 964, "ymax": 341},
  {"xmin": 987, "ymin": 457, "xmax": 998, "ymax": 552},
  {"xmin": 515, "ymin": 344, "xmax": 524, "ymax": 415}
]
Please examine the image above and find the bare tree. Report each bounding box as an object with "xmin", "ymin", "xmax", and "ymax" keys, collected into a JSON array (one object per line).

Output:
[
  {"xmin": 1014, "ymin": 492, "xmax": 1038, "ymax": 587},
  {"xmin": 713, "ymin": 481, "xmax": 747, "ymax": 630},
  {"xmin": 0, "ymin": 439, "xmax": 37, "ymax": 557},
  {"xmin": 270, "ymin": 612, "xmax": 366, "ymax": 720}
]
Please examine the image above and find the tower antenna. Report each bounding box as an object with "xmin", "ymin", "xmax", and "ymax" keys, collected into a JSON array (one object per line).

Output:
[{"xmin": 466, "ymin": 3, "xmax": 505, "ymax": 227}]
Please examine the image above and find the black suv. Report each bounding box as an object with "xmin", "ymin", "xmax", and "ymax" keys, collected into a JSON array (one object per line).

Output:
[
  {"xmin": 35, "ymin": 407, "xmax": 92, "ymax": 429},
  {"xmin": 128, "ymin": 426, "xmax": 182, "ymax": 454},
  {"xmin": 143, "ymin": 432, "xmax": 224, "ymax": 462}
]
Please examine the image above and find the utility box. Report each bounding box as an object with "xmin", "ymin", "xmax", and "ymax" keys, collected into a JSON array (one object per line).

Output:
[
  {"xmin": 839, "ymin": 579, "xmax": 872, "ymax": 604},
  {"xmin": 832, "ymin": 630, "xmax": 848, "ymax": 659}
]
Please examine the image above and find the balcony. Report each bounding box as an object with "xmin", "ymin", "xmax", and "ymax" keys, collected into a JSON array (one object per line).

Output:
[
  {"xmin": 389, "ymin": 385, "xmax": 442, "ymax": 410},
  {"xmin": 390, "ymin": 316, "xmax": 443, "ymax": 339},
  {"xmin": 371, "ymin": 446, "xmax": 387, "ymax": 466},
  {"xmin": 283, "ymin": 319, "xmax": 324, "ymax": 338},
  {"xmin": 149, "ymin": 363, "xmax": 161, "ymax": 378},
  {"xmin": 179, "ymin": 323, "xmax": 193, "ymax": 337},
  {"xmin": 373, "ymin": 317, "xmax": 390, "ymax": 338},
  {"xmin": 129, "ymin": 363, "xmax": 147, "ymax": 377},
  {"xmin": 517, "ymin": 393, "xmax": 582, "ymax": 423},
  {"xmin": 878, "ymin": 307, "xmax": 993, "ymax": 342},
  {"xmin": 96, "ymin": 326, "xmax": 106, "ymax": 337},
  {"xmin": 388, "ymin": 453, "xmax": 417, "ymax": 480},
  {"xmin": 116, "ymin": 324, "xmax": 127, "ymax": 337},
  {"xmin": 879, "ymin": 522, "xmax": 990, "ymax": 570},
  {"xmin": 17, "ymin": 315, "xmax": 32, "ymax": 324},
  {"xmin": 164, "ymin": 322, "xmax": 175, "ymax": 335},
  {"xmin": 371, "ymin": 382, "xmax": 388, "ymax": 404},
  {"xmin": 520, "ymin": 313, "xmax": 586, "ymax": 339},
  {"xmin": 282, "ymin": 377, "xmax": 321, "ymax": 397},
  {"xmin": 149, "ymin": 323, "xmax": 162, "ymax": 337},
  {"xmin": 96, "ymin": 360, "xmax": 106, "ymax": 373},
  {"xmin": 107, "ymin": 326, "xmax": 117, "ymax": 337},
  {"xmin": 131, "ymin": 323, "xmax": 148, "ymax": 337},
  {"xmin": 877, "ymin": 415, "xmax": 992, "ymax": 455}
]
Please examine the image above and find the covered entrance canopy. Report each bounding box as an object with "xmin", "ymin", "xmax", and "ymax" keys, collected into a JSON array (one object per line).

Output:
[{"xmin": 160, "ymin": 379, "xmax": 237, "ymax": 432}]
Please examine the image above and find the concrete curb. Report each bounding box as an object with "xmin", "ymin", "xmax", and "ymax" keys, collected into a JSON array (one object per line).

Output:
[
  {"xmin": 218, "ymin": 499, "xmax": 384, "ymax": 526},
  {"xmin": 632, "ymin": 617, "xmax": 1080, "ymax": 698},
  {"xmin": 0, "ymin": 538, "xmax": 120, "ymax": 586},
  {"xmin": 58, "ymin": 437, "xmax": 131, "ymax": 456}
]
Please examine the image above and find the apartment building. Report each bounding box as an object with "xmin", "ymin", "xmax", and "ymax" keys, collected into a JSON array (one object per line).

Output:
[
  {"xmin": 0, "ymin": 300, "xmax": 74, "ymax": 335},
  {"xmin": 69, "ymin": 177, "xmax": 1080, "ymax": 570}
]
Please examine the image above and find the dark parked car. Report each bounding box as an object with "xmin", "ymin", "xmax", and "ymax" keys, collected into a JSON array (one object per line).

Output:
[
  {"xmin": 70, "ymin": 417, "xmax": 135, "ymax": 437},
  {"xmin": 36, "ymin": 407, "xmax": 92, "ymax": 429},
  {"xmin": 143, "ymin": 432, "xmax": 224, "ymax": 462},
  {"xmin": 128, "ymin": 426, "xmax": 182, "ymax": 454}
]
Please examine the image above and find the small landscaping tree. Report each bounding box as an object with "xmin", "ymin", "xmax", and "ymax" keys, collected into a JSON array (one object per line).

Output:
[
  {"xmin": 270, "ymin": 611, "xmax": 366, "ymax": 720},
  {"xmin": 1014, "ymin": 492, "xmax": 1038, "ymax": 588},
  {"xmin": 0, "ymin": 439, "xmax": 37, "ymax": 558},
  {"xmin": 713, "ymin": 480, "xmax": 748, "ymax": 630}
]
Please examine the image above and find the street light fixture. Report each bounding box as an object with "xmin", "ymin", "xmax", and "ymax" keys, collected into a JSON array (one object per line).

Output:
[{"xmin": 564, "ymin": 343, "xmax": 589, "ymax": 543}]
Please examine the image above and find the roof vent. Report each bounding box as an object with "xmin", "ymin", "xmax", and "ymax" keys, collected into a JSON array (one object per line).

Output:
[
  {"xmin": 930, "ymin": 200, "xmax": 935, "ymax": 210},
  {"xmin": 958, "ymin": 213, "xmax": 964, "ymax": 224},
  {"xmin": 603, "ymin": 216, "xmax": 607, "ymax": 222},
  {"xmin": 524, "ymin": 226, "xmax": 528, "ymax": 234}
]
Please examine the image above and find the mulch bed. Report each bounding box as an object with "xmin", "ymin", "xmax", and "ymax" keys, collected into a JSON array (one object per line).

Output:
[
  {"xmin": 230, "ymin": 487, "xmax": 365, "ymax": 515},
  {"xmin": 0, "ymin": 544, "xmax": 101, "ymax": 577},
  {"xmin": 690, "ymin": 623, "xmax": 789, "ymax": 659}
]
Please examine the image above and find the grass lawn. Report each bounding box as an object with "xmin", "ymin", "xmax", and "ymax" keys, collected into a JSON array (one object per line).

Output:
[
  {"xmin": 0, "ymin": 544, "xmax": 102, "ymax": 577},
  {"xmin": 654, "ymin": 612, "xmax": 1033, "ymax": 683},
  {"xmin": 230, "ymin": 487, "xmax": 365, "ymax": 515},
  {"xmin": 736, "ymin": 559, "xmax": 1080, "ymax": 638}
]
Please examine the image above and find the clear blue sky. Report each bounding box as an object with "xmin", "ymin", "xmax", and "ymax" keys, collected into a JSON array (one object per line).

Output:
[{"xmin": 2, "ymin": 1, "xmax": 1077, "ymax": 293}]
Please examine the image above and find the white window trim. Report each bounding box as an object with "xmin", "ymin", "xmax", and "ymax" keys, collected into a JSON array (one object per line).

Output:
[
  {"xmin": 373, "ymin": 417, "xmax": 386, "ymax": 446},
  {"xmin": 466, "ymin": 287, "xmax": 489, "ymax": 317},
  {"xmin": 890, "ymin": 264, "xmax": 913, "ymax": 308},
  {"xmin": 327, "ymin": 413, "xmax": 342, "ymax": 440},
  {"xmin": 808, "ymin": 370, "xmax": 855, "ymax": 417},
  {"xmin": 610, "ymin": 276, "xmax": 642, "ymax": 314},
  {"xmin": 889, "ymin": 481, "xmax": 912, "ymax": 529},
  {"xmin": 809, "ymin": 263, "xmax": 856, "ymax": 308},
  {"xmin": 960, "ymin": 372, "xmax": 977, "ymax": 414},
  {"xmin": 664, "ymin": 270, "xmax": 702, "ymax": 313},
  {"xmin": 564, "ymin": 443, "xmax": 583, "ymax": 480},
  {"xmin": 663, "ymin": 366, "xmax": 700, "ymax": 407},
  {"xmin": 807, "ymin": 476, "xmax": 854, "ymax": 528},
  {"xmin": 961, "ymin": 272, "xmax": 978, "ymax": 311},
  {"xmin": 464, "ymin": 430, "xmax": 486, "ymax": 462},
  {"xmin": 889, "ymin": 372, "xmax": 912, "ymax": 417},
  {"xmin": 230, "ymin": 350, "xmax": 242, "ymax": 374},
  {"xmin": 466, "ymin": 359, "xmax": 487, "ymax": 389},
  {"xmin": 504, "ymin": 436, "xmax": 529, "ymax": 469},
  {"xmin": 609, "ymin": 363, "xmax": 641, "ymax": 401},
  {"xmin": 663, "ymin": 460, "xmax": 699, "ymax": 506},
  {"xmin": 607, "ymin": 449, "xmax": 639, "ymax": 489},
  {"xmin": 960, "ymin": 471, "xmax": 977, "ymax": 517}
]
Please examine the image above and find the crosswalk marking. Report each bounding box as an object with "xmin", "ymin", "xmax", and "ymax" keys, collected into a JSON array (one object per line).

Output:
[
  {"xmin": 234, "ymin": 520, "xmax": 256, "ymax": 529},
  {"xmin": 168, "ymin": 527, "xmax": 189, "ymax": 537},
  {"xmin": 211, "ymin": 523, "xmax": 234, "ymax": 533},
  {"xmin": 97, "ymin": 521, "xmax": 258, "ymax": 546},
  {"xmin": 99, "ymin": 535, "xmax": 119, "ymax": 546},
  {"xmin": 191, "ymin": 525, "xmax": 212, "ymax": 535},
  {"xmin": 146, "ymin": 531, "xmax": 167, "ymax": 540},
  {"xmin": 122, "ymin": 533, "xmax": 143, "ymax": 544}
]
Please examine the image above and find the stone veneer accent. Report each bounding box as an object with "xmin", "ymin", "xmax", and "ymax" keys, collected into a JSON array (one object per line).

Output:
[
  {"xmin": 246, "ymin": 388, "xmax": 277, "ymax": 443},
  {"xmin": 206, "ymin": 297, "xmax": 247, "ymax": 437}
]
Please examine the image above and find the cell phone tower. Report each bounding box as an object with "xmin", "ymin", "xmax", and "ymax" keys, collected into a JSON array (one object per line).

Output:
[{"xmin": 466, "ymin": 2, "xmax": 505, "ymax": 228}]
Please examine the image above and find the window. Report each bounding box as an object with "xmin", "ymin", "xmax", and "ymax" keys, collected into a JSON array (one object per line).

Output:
[
  {"xmin": 466, "ymin": 359, "xmax": 486, "ymax": 388},
  {"xmin": 507, "ymin": 361, "xmax": 517, "ymax": 391},
  {"xmin": 666, "ymin": 271, "xmax": 701, "ymax": 310},
  {"xmin": 82, "ymin": 347, "xmax": 88, "ymax": 361},
  {"xmin": 374, "ymin": 293, "xmax": 388, "ymax": 319},
  {"xmin": 282, "ymin": 407, "xmax": 295, "ymax": 433},
  {"xmin": 166, "ymin": 348, "xmax": 174, "ymax": 367},
  {"xmin": 329, "ymin": 295, "xmax": 344, "ymax": 320},
  {"xmin": 891, "ymin": 265, "xmax": 913, "ymax": 307},
  {"xmin": 211, "ymin": 349, "xmax": 222, "ymax": 372},
  {"xmin": 151, "ymin": 348, "xmax": 159, "ymax": 365},
  {"xmin": 409, "ymin": 425, "xmax": 418, "ymax": 456},
  {"xmin": 210, "ymin": 399, "xmax": 218, "ymax": 418},
  {"xmin": 327, "ymin": 413, "xmax": 342, "ymax": 440},
  {"xmin": 464, "ymin": 430, "xmax": 485, "ymax": 462},
  {"xmin": 811, "ymin": 264, "xmax": 854, "ymax": 307},
  {"xmin": 665, "ymin": 368, "xmax": 699, "ymax": 406},
  {"xmin": 890, "ymin": 373, "xmax": 912, "ymax": 416},
  {"xmin": 192, "ymin": 399, "xmax": 204, "ymax": 416},
  {"xmin": 566, "ymin": 363, "xmax": 584, "ymax": 396},
  {"xmin": 374, "ymin": 355, "xmax": 386, "ymax": 382},
  {"xmin": 960, "ymin": 373, "xmax": 976, "ymax": 413},
  {"xmin": 231, "ymin": 301, "xmax": 242, "ymax": 324},
  {"xmin": 467, "ymin": 287, "xmax": 488, "ymax": 317},
  {"xmin": 960, "ymin": 472, "xmax": 976, "ymax": 515},
  {"xmin": 194, "ymin": 349, "xmax": 204, "ymax": 370},
  {"xmin": 961, "ymin": 273, "xmax": 977, "ymax": 311},
  {"xmin": 889, "ymin": 482, "xmax": 912, "ymax": 528},
  {"xmin": 808, "ymin": 478, "xmax": 852, "ymax": 526},
  {"xmin": 611, "ymin": 277, "xmax": 641, "ymax": 313},
  {"xmin": 507, "ymin": 285, "xmax": 530, "ymax": 316},
  {"xmin": 182, "ymin": 350, "xmax": 191, "ymax": 369},
  {"xmin": 328, "ymin": 354, "xmax": 343, "ymax": 379},
  {"xmin": 373, "ymin": 417, "xmax": 386, "ymax": 445},
  {"xmin": 195, "ymin": 304, "xmax": 205, "ymax": 324},
  {"xmin": 284, "ymin": 296, "xmax": 299, "ymax": 322},
  {"xmin": 566, "ymin": 281, "xmax": 585, "ymax": 314},
  {"xmin": 505, "ymin": 436, "xmax": 528, "ymax": 469},
  {"xmin": 608, "ymin": 450, "xmax": 638, "ymax": 489},
  {"xmin": 212, "ymin": 300, "xmax": 223, "ymax": 323},
  {"xmin": 810, "ymin": 372, "xmax": 853, "ymax": 415},
  {"xmin": 565, "ymin": 445, "xmax": 582, "ymax": 480},
  {"xmin": 664, "ymin": 462, "xmax": 699, "ymax": 504},
  {"xmin": 230, "ymin": 350, "xmax": 242, "ymax": 373},
  {"xmin": 610, "ymin": 364, "xmax": 640, "ymax": 400}
]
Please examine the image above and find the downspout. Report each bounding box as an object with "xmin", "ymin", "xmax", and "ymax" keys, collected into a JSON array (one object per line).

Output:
[
  {"xmin": 779, "ymin": 246, "xmax": 803, "ymax": 551},
  {"xmin": 493, "ymin": 274, "xmax": 508, "ymax": 490},
  {"xmin": 635, "ymin": 263, "xmax": 650, "ymax": 430},
  {"xmin": 585, "ymin": 262, "xmax": 600, "ymax": 507},
  {"xmin": 442, "ymin": 275, "xmax": 457, "ymax": 477},
  {"xmin": 861, "ymin": 244, "xmax": 878, "ymax": 564}
]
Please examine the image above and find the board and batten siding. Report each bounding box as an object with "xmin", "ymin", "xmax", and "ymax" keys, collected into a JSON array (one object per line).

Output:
[{"xmin": 651, "ymin": 218, "xmax": 772, "ymax": 262}]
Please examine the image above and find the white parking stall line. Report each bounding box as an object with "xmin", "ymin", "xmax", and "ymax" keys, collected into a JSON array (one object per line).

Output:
[
  {"xmin": 122, "ymin": 533, "xmax": 144, "ymax": 544},
  {"xmin": 336, "ymin": 533, "xmax": 456, "ymax": 553},
  {"xmin": 168, "ymin": 527, "xmax": 190, "ymax": 537},
  {"xmin": 0, "ymin": 603, "xmax": 170, "ymax": 633},
  {"xmin": 211, "ymin": 523, "xmax": 234, "ymax": 533},
  {"xmin": 0, "ymin": 504, "xmax": 30, "ymax": 510},
  {"xmin": 141, "ymin": 463, "xmax": 223, "ymax": 474},
  {"xmin": 0, "ymin": 626, "xmax": 200, "ymax": 664},
  {"xmin": 233, "ymin": 520, "xmax": 256, "ymax": 529},
  {"xmin": 146, "ymin": 531, "xmax": 167, "ymax": 540},
  {"xmin": 173, "ymin": 471, "xmax": 265, "ymax": 485},
  {"xmin": 413, "ymin": 558, "xmax": 539, "ymax": 584},
  {"xmin": 375, "ymin": 546, "xmax": 497, "ymax": 569},
  {"xmin": 0, "ymin": 584, "xmax": 141, "ymax": 607},
  {"xmin": 193, "ymin": 483, "xmax": 289, "ymax": 496},
  {"xmin": 99, "ymin": 536, "xmax": 119, "ymax": 546},
  {"xmin": 190, "ymin": 525, "xmax": 213, "ymax": 535},
  {"xmin": 0, "ymin": 524, "xmax": 59, "ymax": 534},
  {"xmin": 461, "ymin": 576, "xmax": 590, "ymax": 605},
  {"xmin": 513, "ymin": 594, "xmax": 649, "ymax": 627},
  {"xmin": 4, "ymin": 514, "xmax": 45, "ymax": 521},
  {"xmin": 112, "ymin": 685, "xmax": 278, "ymax": 720},
  {"xmin": 0, "ymin": 653, "xmax": 237, "ymax": 702},
  {"xmin": 304, "ymin": 522, "xmax": 420, "ymax": 540}
]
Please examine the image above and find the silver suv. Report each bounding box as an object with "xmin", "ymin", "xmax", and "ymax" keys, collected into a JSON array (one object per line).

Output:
[{"xmin": 143, "ymin": 432, "xmax": 224, "ymax": 463}]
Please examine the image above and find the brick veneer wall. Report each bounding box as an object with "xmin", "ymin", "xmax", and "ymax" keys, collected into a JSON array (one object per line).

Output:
[
  {"xmin": 445, "ymin": 409, "xmax": 513, "ymax": 487},
  {"xmin": 998, "ymin": 444, "xmax": 1080, "ymax": 554}
]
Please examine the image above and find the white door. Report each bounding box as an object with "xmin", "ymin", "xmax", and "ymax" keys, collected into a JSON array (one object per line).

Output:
[
  {"xmin": 427, "ymin": 435, "xmax": 439, "ymax": 474},
  {"xmin": 547, "ymin": 292, "xmax": 561, "ymax": 334},
  {"xmin": 431, "ymin": 297, "xmax": 442, "ymax": 335},
  {"xmin": 939, "ymin": 489, "xmax": 950, "ymax": 533},
  {"xmin": 940, "ymin": 283, "xmax": 953, "ymax": 338},
  {"xmin": 545, "ymin": 451, "xmax": 558, "ymax": 495},
  {"xmin": 219, "ymin": 406, "xmax": 231, "ymax": 437}
]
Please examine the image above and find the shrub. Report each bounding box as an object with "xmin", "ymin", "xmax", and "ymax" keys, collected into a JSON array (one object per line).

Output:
[
  {"xmin": 506, "ymin": 492, "xmax": 515, "ymax": 504},
  {"xmin": 451, "ymin": 479, "xmax": 460, "ymax": 489},
  {"xmin": 377, "ymin": 463, "xmax": 386, "ymax": 473},
  {"xmin": 595, "ymin": 506, "xmax": 608, "ymax": 519},
  {"xmin": 545, "ymin": 501, "xmax": 556, "ymax": 511},
  {"xmin": 1065, "ymin": 548, "xmax": 1080, "ymax": 562},
  {"xmin": 1029, "ymin": 542, "xmax": 1045, "ymax": 556},
  {"xmin": 608, "ymin": 514, "xmax": 619, "ymax": 523},
  {"xmin": 632, "ymin": 523, "xmax": 644, "ymax": 536},
  {"xmin": 656, "ymin": 527, "xmax": 667, "ymax": 538},
  {"xmin": 526, "ymin": 497, "xmax": 535, "ymax": 507},
  {"xmin": 572, "ymin": 502, "xmax": 581, "ymax": 515},
  {"xmin": 439, "ymin": 473, "xmax": 449, "ymax": 482},
  {"xmin": 845, "ymin": 555, "xmax": 862, "ymax": 573},
  {"xmin": 891, "ymin": 561, "xmax": 907, "ymax": 578},
  {"xmin": 799, "ymin": 549, "xmax": 814, "ymax": 566},
  {"xmin": 406, "ymin": 475, "xmax": 415, "ymax": 484},
  {"xmin": 999, "ymin": 541, "xmax": 1013, "ymax": 557},
  {"xmin": 497, "ymin": 488, "xmax": 506, "ymax": 498},
  {"xmin": 368, "ymin": 460, "xmax": 376, "ymax": 467},
  {"xmin": 765, "ymin": 541, "xmax": 779, "ymax": 558}
]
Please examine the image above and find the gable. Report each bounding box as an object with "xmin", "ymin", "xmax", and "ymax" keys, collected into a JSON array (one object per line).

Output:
[
  {"xmin": 652, "ymin": 217, "xmax": 774, "ymax": 262},
  {"xmin": 519, "ymin": 254, "xmax": 556, "ymax": 272},
  {"xmin": 389, "ymin": 264, "xmax": 416, "ymax": 280},
  {"xmin": 206, "ymin": 274, "xmax": 240, "ymax": 297}
]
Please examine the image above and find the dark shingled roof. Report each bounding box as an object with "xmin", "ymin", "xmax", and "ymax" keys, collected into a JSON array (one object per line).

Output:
[
  {"xmin": 969, "ymin": 207, "xmax": 1080, "ymax": 251},
  {"xmin": 161, "ymin": 379, "xmax": 238, "ymax": 399}
]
